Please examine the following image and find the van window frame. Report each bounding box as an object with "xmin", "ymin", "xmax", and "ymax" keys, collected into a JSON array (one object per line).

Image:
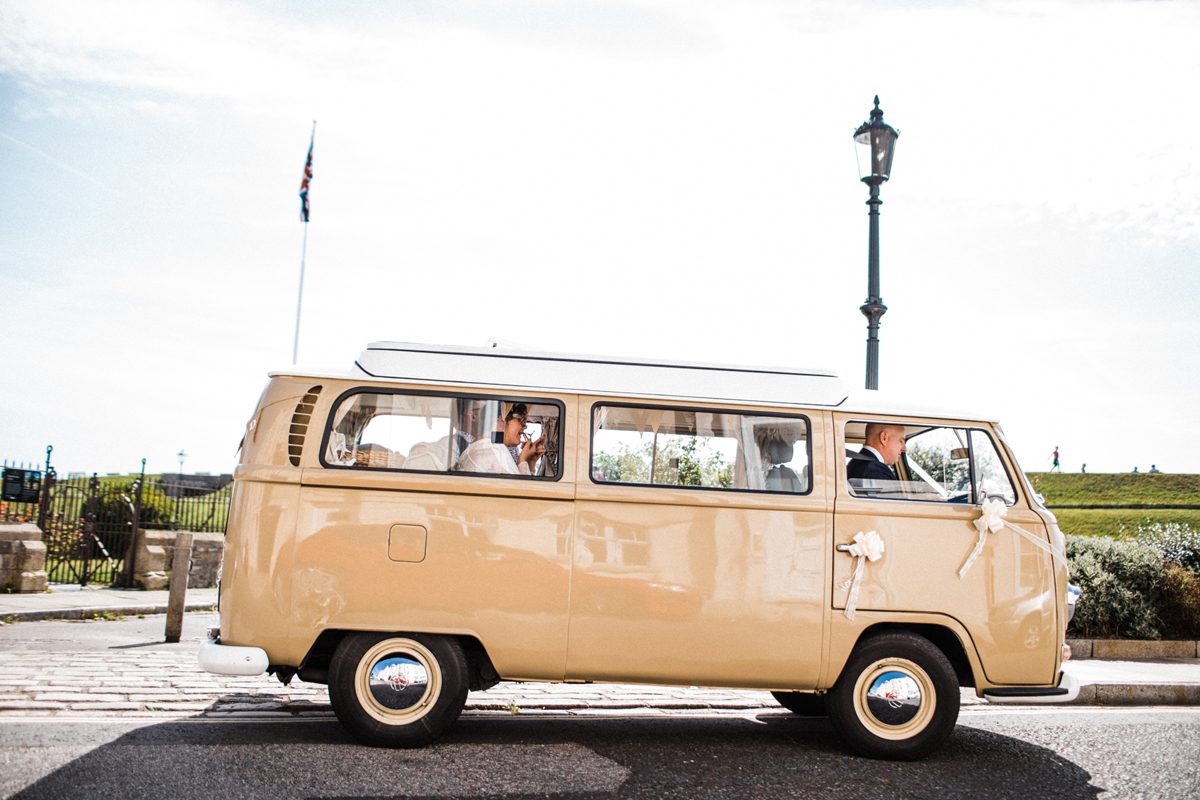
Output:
[
  {"xmin": 842, "ymin": 419, "xmax": 1021, "ymax": 506},
  {"xmin": 318, "ymin": 386, "xmax": 567, "ymax": 482},
  {"xmin": 587, "ymin": 400, "xmax": 814, "ymax": 497},
  {"xmin": 966, "ymin": 427, "xmax": 1021, "ymax": 507}
]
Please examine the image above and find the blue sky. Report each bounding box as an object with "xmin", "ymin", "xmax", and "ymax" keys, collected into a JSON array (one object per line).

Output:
[{"xmin": 1, "ymin": 0, "xmax": 1198, "ymax": 476}]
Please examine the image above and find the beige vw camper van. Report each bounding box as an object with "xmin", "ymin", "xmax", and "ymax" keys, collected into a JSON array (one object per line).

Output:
[{"xmin": 200, "ymin": 342, "xmax": 1078, "ymax": 760}]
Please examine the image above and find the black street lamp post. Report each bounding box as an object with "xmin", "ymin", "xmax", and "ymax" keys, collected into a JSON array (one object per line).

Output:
[{"xmin": 854, "ymin": 96, "xmax": 899, "ymax": 391}]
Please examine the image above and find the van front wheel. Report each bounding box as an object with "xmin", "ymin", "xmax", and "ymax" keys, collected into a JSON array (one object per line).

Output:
[
  {"xmin": 328, "ymin": 632, "xmax": 468, "ymax": 748},
  {"xmin": 827, "ymin": 632, "xmax": 959, "ymax": 761}
]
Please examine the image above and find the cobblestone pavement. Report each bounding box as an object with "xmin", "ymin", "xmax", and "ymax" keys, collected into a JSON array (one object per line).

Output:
[
  {"xmin": 0, "ymin": 648, "xmax": 789, "ymax": 719},
  {"xmin": 4, "ymin": 611, "xmax": 1193, "ymax": 721}
]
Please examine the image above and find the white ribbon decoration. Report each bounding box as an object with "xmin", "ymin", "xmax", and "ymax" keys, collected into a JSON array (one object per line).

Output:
[
  {"xmin": 959, "ymin": 497, "xmax": 1071, "ymax": 579},
  {"xmin": 959, "ymin": 497, "xmax": 1007, "ymax": 579},
  {"xmin": 838, "ymin": 530, "xmax": 885, "ymax": 620}
]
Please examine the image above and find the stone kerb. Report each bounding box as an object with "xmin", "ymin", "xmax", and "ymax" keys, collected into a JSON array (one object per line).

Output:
[
  {"xmin": 0, "ymin": 521, "xmax": 50, "ymax": 593},
  {"xmin": 132, "ymin": 529, "xmax": 223, "ymax": 591}
]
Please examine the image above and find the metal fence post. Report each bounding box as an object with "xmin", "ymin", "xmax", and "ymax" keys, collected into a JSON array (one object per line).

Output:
[
  {"xmin": 79, "ymin": 475, "xmax": 99, "ymax": 587},
  {"xmin": 36, "ymin": 446, "xmax": 53, "ymax": 533},
  {"xmin": 117, "ymin": 459, "xmax": 146, "ymax": 589}
]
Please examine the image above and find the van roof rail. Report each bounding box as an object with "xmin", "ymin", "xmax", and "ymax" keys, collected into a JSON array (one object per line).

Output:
[{"xmin": 348, "ymin": 341, "xmax": 849, "ymax": 409}]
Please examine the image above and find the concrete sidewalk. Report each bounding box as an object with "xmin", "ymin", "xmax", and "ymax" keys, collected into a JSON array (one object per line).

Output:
[
  {"xmin": 0, "ymin": 585, "xmax": 217, "ymax": 622},
  {"xmin": 1, "ymin": 585, "xmax": 1197, "ymax": 711}
]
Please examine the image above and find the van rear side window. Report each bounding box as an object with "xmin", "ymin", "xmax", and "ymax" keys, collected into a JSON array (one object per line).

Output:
[
  {"xmin": 590, "ymin": 404, "xmax": 810, "ymax": 494},
  {"xmin": 322, "ymin": 390, "xmax": 563, "ymax": 479}
]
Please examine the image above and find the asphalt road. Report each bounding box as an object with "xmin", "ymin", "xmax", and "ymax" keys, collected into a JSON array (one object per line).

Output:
[
  {"xmin": 2, "ymin": 614, "xmax": 1198, "ymax": 799},
  {"xmin": 2, "ymin": 707, "xmax": 1198, "ymax": 799}
]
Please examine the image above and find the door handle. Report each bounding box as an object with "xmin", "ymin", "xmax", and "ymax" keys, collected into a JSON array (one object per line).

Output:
[{"xmin": 836, "ymin": 544, "xmax": 853, "ymax": 552}]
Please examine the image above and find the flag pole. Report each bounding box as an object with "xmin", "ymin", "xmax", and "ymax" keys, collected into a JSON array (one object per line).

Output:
[
  {"xmin": 292, "ymin": 220, "xmax": 307, "ymax": 364},
  {"xmin": 293, "ymin": 120, "xmax": 316, "ymax": 364}
]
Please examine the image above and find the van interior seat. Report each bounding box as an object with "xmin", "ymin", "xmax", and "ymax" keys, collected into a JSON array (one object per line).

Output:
[{"xmin": 764, "ymin": 438, "xmax": 805, "ymax": 493}]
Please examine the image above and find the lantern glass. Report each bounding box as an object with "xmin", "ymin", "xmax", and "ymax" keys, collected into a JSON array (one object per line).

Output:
[{"xmin": 855, "ymin": 126, "xmax": 897, "ymax": 181}]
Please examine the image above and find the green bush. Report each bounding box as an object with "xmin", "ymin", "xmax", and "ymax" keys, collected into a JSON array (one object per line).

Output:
[
  {"xmin": 1066, "ymin": 534, "xmax": 1163, "ymax": 639},
  {"xmin": 1159, "ymin": 565, "xmax": 1200, "ymax": 638},
  {"xmin": 95, "ymin": 480, "xmax": 175, "ymax": 530}
]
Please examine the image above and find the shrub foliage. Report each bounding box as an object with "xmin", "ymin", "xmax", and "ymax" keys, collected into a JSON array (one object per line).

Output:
[
  {"xmin": 1066, "ymin": 535, "xmax": 1163, "ymax": 639},
  {"xmin": 1159, "ymin": 566, "xmax": 1200, "ymax": 638},
  {"xmin": 1066, "ymin": 522, "xmax": 1200, "ymax": 639},
  {"xmin": 94, "ymin": 479, "xmax": 175, "ymax": 530}
]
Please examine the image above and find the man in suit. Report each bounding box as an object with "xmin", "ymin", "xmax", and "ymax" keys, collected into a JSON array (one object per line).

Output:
[{"xmin": 847, "ymin": 422, "xmax": 906, "ymax": 484}]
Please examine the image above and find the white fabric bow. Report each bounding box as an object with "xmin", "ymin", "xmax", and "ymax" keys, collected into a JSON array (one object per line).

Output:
[
  {"xmin": 959, "ymin": 498, "xmax": 1006, "ymax": 579},
  {"xmin": 960, "ymin": 497, "xmax": 1072, "ymax": 578},
  {"xmin": 838, "ymin": 530, "xmax": 885, "ymax": 620}
]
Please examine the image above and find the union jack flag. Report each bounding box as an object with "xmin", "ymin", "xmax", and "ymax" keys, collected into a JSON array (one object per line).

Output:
[{"xmin": 299, "ymin": 129, "xmax": 314, "ymax": 222}]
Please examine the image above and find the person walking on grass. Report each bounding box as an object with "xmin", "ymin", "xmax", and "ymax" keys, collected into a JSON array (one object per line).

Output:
[{"xmin": 1051, "ymin": 447, "xmax": 1061, "ymax": 473}]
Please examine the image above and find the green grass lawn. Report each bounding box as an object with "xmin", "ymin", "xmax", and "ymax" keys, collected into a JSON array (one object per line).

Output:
[
  {"xmin": 1026, "ymin": 472, "xmax": 1200, "ymax": 506},
  {"xmin": 1051, "ymin": 508, "xmax": 1200, "ymax": 539},
  {"xmin": 1025, "ymin": 472, "xmax": 1200, "ymax": 539}
]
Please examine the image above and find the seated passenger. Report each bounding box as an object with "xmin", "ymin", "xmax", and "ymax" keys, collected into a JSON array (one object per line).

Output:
[
  {"xmin": 404, "ymin": 439, "xmax": 448, "ymax": 471},
  {"xmin": 847, "ymin": 422, "xmax": 905, "ymax": 484},
  {"xmin": 456, "ymin": 403, "xmax": 544, "ymax": 476},
  {"xmin": 763, "ymin": 436, "xmax": 805, "ymax": 493},
  {"xmin": 453, "ymin": 400, "xmax": 487, "ymax": 463}
]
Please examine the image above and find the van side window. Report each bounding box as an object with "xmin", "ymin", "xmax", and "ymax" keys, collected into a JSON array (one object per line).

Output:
[
  {"xmin": 590, "ymin": 404, "xmax": 810, "ymax": 494},
  {"xmin": 845, "ymin": 421, "xmax": 1016, "ymax": 505},
  {"xmin": 323, "ymin": 391, "xmax": 563, "ymax": 479}
]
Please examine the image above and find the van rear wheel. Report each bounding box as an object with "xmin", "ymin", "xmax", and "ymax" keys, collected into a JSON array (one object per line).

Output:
[
  {"xmin": 771, "ymin": 691, "xmax": 827, "ymax": 716},
  {"xmin": 827, "ymin": 631, "xmax": 959, "ymax": 761},
  {"xmin": 328, "ymin": 632, "xmax": 468, "ymax": 748}
]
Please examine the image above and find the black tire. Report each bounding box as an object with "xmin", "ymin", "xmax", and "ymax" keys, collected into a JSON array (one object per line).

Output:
[
  {"xmin": 328, "ymin": 632, "xmax": 468, "ymax": 748},
  {"xmin": 771, "ymin": 691, "xmax": 828, "ymax": 716},
  {"xmin": 827, "ymin": 631, "xmax": 959, "ymax": 761}
]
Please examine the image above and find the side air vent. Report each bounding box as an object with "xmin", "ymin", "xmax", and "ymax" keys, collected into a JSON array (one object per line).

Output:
[{"xmin": 288, "ymin": 386, "xmax": 323, "ymax": 467}]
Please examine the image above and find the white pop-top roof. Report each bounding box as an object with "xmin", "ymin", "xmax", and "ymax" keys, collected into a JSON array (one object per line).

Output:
[
  {"xmin": 270, "ymin": 342, "xmax": 996, "ymax": 421},
  {"xmin": 349, "ymin": 341, "xmax": 850, "ymax": 408}
]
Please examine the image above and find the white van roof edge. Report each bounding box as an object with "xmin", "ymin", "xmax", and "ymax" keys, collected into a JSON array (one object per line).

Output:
[
  {"xmin": 837, "ymin": 390, "xmax": 1001, "ymax": 424},
  {"xmin": 265, "ymin": 343, "xmax": 996, "ymax": 422},
  {"xmin": 363, "ymin": 341, "xmax": 840, "ymax": 378},
  {"xmin": 355, "ymin": 341, "xmax": 848, "ymax": 408}
]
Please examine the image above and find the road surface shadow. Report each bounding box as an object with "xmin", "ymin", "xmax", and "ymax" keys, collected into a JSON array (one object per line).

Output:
[{"xmin": 9, "ymin": 714, "xmax": 1098, "ymax": 800}]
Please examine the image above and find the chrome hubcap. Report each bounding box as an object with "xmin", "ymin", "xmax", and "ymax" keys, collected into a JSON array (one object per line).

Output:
[
  {"xmin": 852, "ymin": 657, "xmax": 936, "ymax": 740},
  {"xmin": 354, "ymin": 638, "xmax": 441, "ymax": 725},
  {"xmin": 368, "ymin": 654, "xmax": 430, "ymax": 711},
  {"xmin": 863, "ymin": 670, "xmax": 922, "ymax": 726}
]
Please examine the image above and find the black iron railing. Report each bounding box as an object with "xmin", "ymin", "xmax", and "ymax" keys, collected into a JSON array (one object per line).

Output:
[{"xmin": 1, "ymin": 461, "xmax": 231, "ymax": 587}]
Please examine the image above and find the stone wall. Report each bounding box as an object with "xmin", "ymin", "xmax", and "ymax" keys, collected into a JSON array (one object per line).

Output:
[
  {"xmin": 0, "ymin": 521, "xmax": 50, "ymax": 593},
  {"xmin": 132, "ymin": 530, "xmax": 224, "ymax": 591}
]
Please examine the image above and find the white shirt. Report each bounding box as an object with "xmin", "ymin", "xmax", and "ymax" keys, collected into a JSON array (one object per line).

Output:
[
  {"xmin": 861, "ymin": 445, "xmax": 888, "ymax": 465},
  {"xmin": 455, "ymin": 438, "xmax": 530, "ymax": 476}
]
